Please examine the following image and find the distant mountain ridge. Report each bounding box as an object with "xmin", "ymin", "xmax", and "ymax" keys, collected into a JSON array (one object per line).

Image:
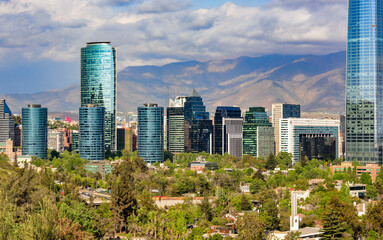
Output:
[{"xmin": 1, "ymin": 51, "xmax": 346, "ymax": 114}]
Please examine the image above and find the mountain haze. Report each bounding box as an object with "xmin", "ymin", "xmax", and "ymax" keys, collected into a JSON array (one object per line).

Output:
[{"xmin": 2, "ymin": 51, "xmax": 346, "ymax": 114}]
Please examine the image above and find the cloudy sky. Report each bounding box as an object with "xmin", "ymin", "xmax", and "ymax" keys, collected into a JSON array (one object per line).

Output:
[{"xmin": 0, "ymin": 0, "xmax": 347, "ymax": 94}]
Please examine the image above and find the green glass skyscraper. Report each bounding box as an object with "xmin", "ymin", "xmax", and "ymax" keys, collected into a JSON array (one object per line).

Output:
[
  {"xmin": 346, "ymin": 0, "xmax": 383, "ymax": 164},
  {"xmin": 81, "ymin": 42, "xmax": 116, "ymax": 151},
  {"xmin": 243, "ymin": 107, "xmax": 274, "ymax": 158}
]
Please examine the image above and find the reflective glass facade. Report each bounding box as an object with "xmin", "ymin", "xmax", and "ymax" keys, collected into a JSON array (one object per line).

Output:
[
  {"xmin": 214, "ymin": 106, "xmax": 241, "ymax": 154},
  {"xmin": 167, "ymin": 107, "xmax": 185, "ymax": 153},
  {"xmin": 184, "ymin": 89, "xmax": 212, "ymax": 153},
  {"xmin": 243, "ymin": 107, "xmax": 274, "ymax": 158},
  {"xmin": 346, "ymin": 0, "xmax": 383, "ymax": 164},
  {"xmin": 138, "ymin": 104, "xmax": 164, "ymax": 163},
  {"xmin": 81, "ymin": 42, "xmax": 116, "ymax": 151},
  {"xmin": 79, "ymin": 106, "xmax": 105, "ymax": 161},
  {"xmin": 22, "ymin": 104, "xmax": 48, "ymax": 159},
  {"xmin": 0, "ymin": 99, "xmax": 15, "ymax": 143}
]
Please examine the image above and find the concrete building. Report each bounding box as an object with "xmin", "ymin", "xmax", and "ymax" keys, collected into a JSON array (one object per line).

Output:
[
  {"xmin": 84, "ymin": 160, "xmax": 113, "ymax": 175},
  {"xmin": 48, "ymin": 129, "xmax": 64, "ymax": 153},
  {"xmin": 272, "ymin": 103, "xmax": 301, "ymax": 155},
  {"xmin": 330, "ymin": 162, "xmax": 381, "ymax": 182},
  {"xmin": 280, "ymin": 118, "xmax": 340, "ymax": 163},
  {"xmin": 0, "ymin": 139, "xmax": 21, "ymax": 161}
]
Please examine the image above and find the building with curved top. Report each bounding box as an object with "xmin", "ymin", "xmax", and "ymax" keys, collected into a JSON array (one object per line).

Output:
[
  {"xmin": 81, "ymin": 42, "xmax": 116, "ymax": 151},
  {"xmin": 138, "ymin": 103, "xmax": 164, "ymax": 164},
  {"xmin": 79, "ymin": 105, "xmax": 105, "ymax": 161},
  {"xmin": 22, "ymin": 104, "xmax": 48, "ymax": 159}
]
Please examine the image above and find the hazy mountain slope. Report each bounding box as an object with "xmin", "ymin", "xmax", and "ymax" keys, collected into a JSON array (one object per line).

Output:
[{"xmin": 2, "ymin": 51, "xmax": 346, "ymax": 114}]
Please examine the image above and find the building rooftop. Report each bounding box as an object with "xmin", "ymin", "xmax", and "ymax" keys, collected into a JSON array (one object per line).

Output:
[
  {"xmin": 86, "ymin": 41, "xmax": 111, "ymax": 45},
  {"xmin": 189, "ymin": 89, "xmax": 201, "ymax": 97}
]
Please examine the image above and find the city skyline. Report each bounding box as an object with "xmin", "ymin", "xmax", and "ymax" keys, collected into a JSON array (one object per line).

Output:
[{"xmin": 0, "ymin": 0, "xmax": 347, "ymax": 95}]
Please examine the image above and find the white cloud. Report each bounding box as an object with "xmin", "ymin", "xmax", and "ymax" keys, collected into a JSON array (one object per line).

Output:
[{"xmin": 0, "ymin": 0, "xmax": 347, "ymax": 69}]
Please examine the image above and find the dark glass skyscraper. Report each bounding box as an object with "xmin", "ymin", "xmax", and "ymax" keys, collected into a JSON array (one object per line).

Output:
[
  {"xmin": 81, "ymin": 42, "xmax": 116, "ymax": 151},
  {"xmin": 214, "ymin": 106, "xmax": 241, "ymax": 155},
  {"xmin": 346, "ymin": 0, "xmax": 383, "ymax": 164},
  {"xmin": 138, "ymin": 103, "xmax": 164, "ymax": 163},
  {"xmin": 79, "ymin": 105, "xmax": 105, "ymax": 161},
  {"xmin": 22, "ymin": 104, "xmax": 48, "ymax": 159},
  {"xmin": 184, "ymin": 90, "xmax": 212, "ymax": 153}
]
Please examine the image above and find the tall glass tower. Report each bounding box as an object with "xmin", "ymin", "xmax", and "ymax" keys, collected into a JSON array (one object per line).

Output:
[
  {"xmin": 346, "ymin": 0, "xmax": 383, "ymax": 164},
  {"xmin": 81, "ymin": 42, "xmax": 116, "ymax": 151},
  {"xmin": 79, "ymin": 105, "xmax": 105, "ymax": 161},
  {"xmin": 138, "ymin": 103, "xmax": 164, "ymax": 164},
  {"xmin": 214, "ymin": 106, "xmax": 241, "ymax": 155},
  {"xmin": 22, "ymin": 104, "xmax": 48, "ymax": 159}
]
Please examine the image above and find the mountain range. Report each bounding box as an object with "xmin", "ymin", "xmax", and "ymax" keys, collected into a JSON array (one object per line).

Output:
[{"xmin": 1, "ymin": 51, "xmax": 346, "ymax": 114}]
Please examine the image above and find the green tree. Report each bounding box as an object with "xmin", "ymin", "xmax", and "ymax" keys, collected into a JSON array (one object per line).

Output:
[
  {"xmin": 265, "ymin": 153, "xmax": 278, "ymax": 170},
  {"xmin": 361, "ymin": 173, "xmax": 373, "ymax": 185},
  {"xmin": 321, "ymin": 195, "xmax": 359, "ymax": 240},
  {"xmin": 241, "ymin": 193, "xmax": 252, "ymax": 211},
  {"xmin": 199, "ymin": 194, "xmax": 213, "ymax": 221},
  {"xmin": 366, "ymin": 200, "xmax": 383, "ymax": 237},
  {"xmin": 237, "ymin": 212, "xmax": 266, "ymax": 240}
]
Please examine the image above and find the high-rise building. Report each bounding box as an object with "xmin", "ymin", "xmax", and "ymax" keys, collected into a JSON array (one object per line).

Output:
[
  {"xmin": 272, "ymin": 103, "xmax": 301, "ymax": 155},
  {"xmin": 214, "ymin": 106, "xmax": 241, "ymax": 155},
  {"xmin": 117, "ymin": 127, "xmax": 133, "ymax": 152},
  {"xmin": 0, "ymin": 99, "xmax": 15, "ymax": 143},
  {"xmin": 280, "ymin": 118, "xmax": 340, "ymax": 163},
  {"xmin": 184, "ymin": 90, "xmax": 212, "ymax": 153},
  {"xmin": 48, "ymin": 129, "xmax": 64, "ymax": 153},
  {"xmin": 346, "ymin": 1, "xmax": 383, "ymax": 164},
  {"xmin": 167, "ymin": 96, "xmax": 186, "ymax": 154},
  {"xmin": 138, "ymin": 103, "xmax": 164, "ymax": 163},
  {"xmin": 81, "ymin": 42, "xmax": 116, "ymax": 151},
  {"xmin": 243, "ymin": 107, "xmax": 274, "ymax": 158},
  {"xmin": 22, "ymin": 104, "xmax": 48, "ymax": 159},
  {"xmin": 71, "ymin": 130, "xmax": 79, "ymax": 152},
  {"xmin": 79, "ymin": 105, "xmax": 105, "ymax": 161},
  {"xmin": 222, "ymin": 118, "xmax": 243, "ymax": 158}
]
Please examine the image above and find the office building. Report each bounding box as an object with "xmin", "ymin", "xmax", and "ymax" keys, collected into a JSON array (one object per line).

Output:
[
  {"xmin": 81, "ymin": 42, "xmax": 116, "ymax": 151},
  {"xmin": 272, "ymin": 103, "xmax": 301, "ymax": 155},
  {"xmin": 184, "ymin": 90, "xmax": 212, "ymax": 153},
  {"xmin": 167, "ymin": 96, "xmax": 186, "ymax": 154},
  {"xmin": 346, "ymin": 1, "xmax": 383, "ymax": 164},
  {"xmin": 280, "ymin": 118, "xmax": 340, "ymax": 163},
  {"xmin": 56, "ymin": 128, "xmax": 72, "ymax": 151},
  {"xmin": 214, "ymin": 106, "xmax": 241, "ymax": 155},
  {"xmin": 0, "ymin": 99, "xmax": 15, "ymax": 143},
  {"xmin": 71, "ymin": 130, "xmax": 79, "ymax": 152},
  {"xmin": 330, "ymin": 162, "xmax": 381, "ymax": 182},
  {"xmin": 243, "ymin": 107, "xmax": 274, "ymax": 158},
  {"xmin": 48, "ymin": 129, "xmax": 64, "ymax": 153},
  {"xmin": 84, "ymin": 160, "xmax": 113, "ymax": 175},
  {"xmin": 138, "ymin": 103, "xmax": 164, "ymax": 164},
  {"xmin": 22, "ymin": 104, "xmax": 48, "ymax": 159},
  {"xmin": 222, "ymin": 118, "xmax": 243, "ymax": 158},
  {"xmin": 117, "ymin": 127, "xmax": 133, "ymax": 152},
  {"xmin": 79, "ymin": 105, "xmax": 105, "ymax": 161}
]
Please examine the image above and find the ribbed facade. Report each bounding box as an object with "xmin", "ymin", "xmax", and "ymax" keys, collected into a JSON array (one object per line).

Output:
[
  {"xmin": 79, "ymin": 106, "xmax": 105, "ymax": 161},
  {"xmin": 138, "ymin": 104, "xmax": 164, "ymax": 163},
  {"xmin": 167, "ymin": 107, "xmax": 185, "ymax": 153},
  {"xmin": 214, "ymin": 106, "xmax": 241, "ymax": 155},
  {"xmin": 22, "ymin": 104, "xmax": 48, "ymax": 159},
  {"xmin": 0, "ymin": 99, "xmax": 14, "ymax": 143},
  {"xmin": 81, "ymin": 42, "xmax": 116, "ymax": 151},
  {"xmin": 346, "ymin": 0, "xmax": 383, "ymax": 164}
]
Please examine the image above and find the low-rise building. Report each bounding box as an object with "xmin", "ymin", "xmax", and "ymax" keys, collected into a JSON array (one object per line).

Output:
[
  {"xmin": 0, "ymin": 139, "xmax": 21, "ymax": 160},
  {"xmin": 330, "ymin": 162, "xmax": 381, "ymax": 182},
  {"xmin": 84, "ymin": 161, "xmax": 113, "ymax": 175}
]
